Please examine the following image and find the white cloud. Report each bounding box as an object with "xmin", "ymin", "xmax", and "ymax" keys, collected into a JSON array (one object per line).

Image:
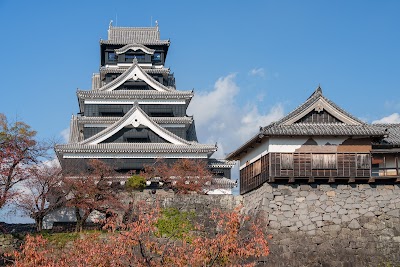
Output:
[
  {"xmin": 188, "ymin": 74, "xmax": 284, "ymax": 159},
  {"xmin": 60, "ymin": 128, "xmax": 70, "ymax": 143},
  {"xmin": 372, "ymin": 113, "xmax": 400, "ymax": 124},
  {"xmin": 249, "ymin": 68, "xmax": 265, "ymax": 78}
]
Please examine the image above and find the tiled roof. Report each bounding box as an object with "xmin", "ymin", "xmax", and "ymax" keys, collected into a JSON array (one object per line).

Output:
[
  {"xmin": 76, "ymin": 116, "xmax": 194, "ymax": 125},
  {"xmin": 276, "ymin": 87, "xmax": 365, "ymax": 125},
  {"xmin": 100, "ymin": 66, "xmax": 170, "ymax": 75},
  {"xmin": 55, "ymin": 143, "xmax": 216, "ymax": 154},
  {"xmin": 226, "ymin": 87, "xmax": 388, "ymax": 160},
  {"xmin": 77, "ymin": 89, "xmax": 193, "ymax": 99},
  {"xmin": 101, "ymin": 26, "xmax": 170, "ymax": 46},
  {"xmin": 210, "ymin": 177, "xmax": 237, "ymax": 188},
  {"xmin": 373, "ymin": 123, "xmax": 400, "ymax": 145},
  {"xmin": 262, "ymin": 123, "xmax": 386, "ymax": 136},
  {"xmin": 207, "ymin": 159, "xmax": 236, "ymax": 168}
]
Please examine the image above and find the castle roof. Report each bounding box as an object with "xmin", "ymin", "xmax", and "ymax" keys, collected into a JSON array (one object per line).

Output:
[
  {"xmin": 100, "ymin": 25, "xmax": 170, "ymax": 46},
  {"xmin": 57, "ymin": 104, "xmax": 216, "ymax": 155},
  {"xmin": 226, "ymin": 87, "xmax": 387, "ymax": 160}
]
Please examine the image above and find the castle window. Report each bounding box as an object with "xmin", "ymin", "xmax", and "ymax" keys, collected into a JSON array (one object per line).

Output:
[
  {"xmin": 312, "ymin": 154, "xmax": 337, "ymax": 169},
  {"xmin": 125, "ymin": 54, "xmax": 145, "ymax": 62},
  {"xmin": 108, "ymin": 52, "xmax": 116, "ymax": 61},
  {"xmin": 152, "ymin": 53, "xmax": 161, "ymax": 62}
]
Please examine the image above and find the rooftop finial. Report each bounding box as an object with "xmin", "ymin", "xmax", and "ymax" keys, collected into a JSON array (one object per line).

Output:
[
  {"xmin": 155, "ymin": 20, "xmax": 158, "ymax": 27},
  {"xmin": 109, "ymin": 20, "xmax": 113, "ymax": 30},
  {"xmin": 316, "ymin": 84, "xmax": 322, "ymax": 94}
]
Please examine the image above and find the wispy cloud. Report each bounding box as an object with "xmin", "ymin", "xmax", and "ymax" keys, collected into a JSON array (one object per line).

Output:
[
  {"xmin": 248, "ymin": 68, "xmax": 265, "ymax": 78},
  {"xmin": 372, "ymin": 113, "xmax": 400, "ymax": 124},
  {"xmin": 188, "ymin": 74, "xmax": 284, "ymax": 159},
  {"xmin": 60, "ymin": 128, "xmax": 70, "ymax": 143}
]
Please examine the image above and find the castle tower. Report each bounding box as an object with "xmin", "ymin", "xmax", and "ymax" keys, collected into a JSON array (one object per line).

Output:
[{"xmin": 55, "ymin": 22, "xmax": 235, "ymax": 193}]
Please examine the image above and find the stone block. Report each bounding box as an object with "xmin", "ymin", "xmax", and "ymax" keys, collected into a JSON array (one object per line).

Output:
[
  {"xmin": 295, "ymin": 197, "xmax": 305, "ymax": 203},
  {"xmin": 269, "ymin": 221, "xmax": 280, "ymax": 229},
  {"xmin": 338, "ymin": 208, "xmax": 347, "ymax": 215},
  {"xmin": 348, "ymin": 219, "xmax": 361, "ymax": 230},
  {"xmin": 281, "ymin": 204, "xmax": 292, "ymax": 211},
  {"xmin": 283, "ymin": 211, "xmax": 294, "ymax": 218},
  {"xmin": 326, "ymin": 191, "xmax": 336, "ymax": 197},
  {"xmin": 299, "ymin": 191, "xmax": 309, "ymax": 197},
  {"xmin": 306, "ymin": 192, "xmax": 319, "ymax": 201},
  {"xmin": 300, "ymin": 185, "xmax": 311, "ymax": 191},
  {"xmin": 387, "ymin": 209, "xmax": 400, "ymax": 218},
  {"xmin": 311, "ymin": 216, "xmax": 323, "ymax": 222},
  {"xmin": 323, "ymin": 214, "xmax": 331, "ymax": 221},
  {"xmin": 364, "ymin": 211, "xmax": 375, "ymax": 217},
  {"xmin": 269, "ymin": 214, "xmax": 278, "ymax": 221},
  {"xmin": 275, "ymin": 195, "xmax": 284, "ymax": 202},
  {"xmin": 393, "ymin": 236, "xmax": 400, "ymax": 242}
]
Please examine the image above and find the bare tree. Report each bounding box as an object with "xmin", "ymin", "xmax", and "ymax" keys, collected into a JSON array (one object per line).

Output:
[
  {"xmin": 17, "ymin": 163, "xmax": 66, "ymax": 232},
  {"xmin": 0, "ymin": 114, "xmax": 48, "ymax": 209}
]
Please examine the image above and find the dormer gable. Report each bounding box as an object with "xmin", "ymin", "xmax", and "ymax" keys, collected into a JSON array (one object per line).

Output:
[
  {"xmin": 97, "ymin": 59, "xmax": 173, "ymax": 92},
  {"xmin": 81, "ymin": 103, "xmax": 191, "ymax": 146},
  {"xmin": 115, "ymin": 43, "xmax": 155, "ymax": 55},
  {"xmin": 279, "ymin": 86, "xmax": 364, "ymax": 126}
]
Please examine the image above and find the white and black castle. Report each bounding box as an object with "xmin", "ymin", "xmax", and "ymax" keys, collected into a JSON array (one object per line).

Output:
[{"xmin": 55, "ymin": 22, "xmax": 236, "ymax": 194}]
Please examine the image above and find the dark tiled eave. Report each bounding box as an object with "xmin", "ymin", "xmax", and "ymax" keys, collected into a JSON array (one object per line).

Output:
[
  {"xmin": 55, "ymin": 143, "xmax": 216, "ymax": 154},
  {"xmin": 100, "ymin": 40, "xmax": 170, "ymax": 46},
  {"xmin": 262, "ymin": 123, "xmax": 386, "ymax": 136},
  {"xmin": 77, "ymin": 90, "xmax": 194, "ymax": 99}
]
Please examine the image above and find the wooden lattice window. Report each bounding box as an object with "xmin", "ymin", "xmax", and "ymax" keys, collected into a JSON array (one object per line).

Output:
[
  {"xmin": 281, "ymin": 153, "xmax": 294, "ymax": 169},
  {"xmin": 312, "ymin": 154, "xmax": 337, "ymax": 169},
  {"xmin": 357, "ymin": 154, "xmax": 370, "ymax": 169},
  {"xmin": 253, "ymin": 159, "xmax": 261, "ymax": 176}
]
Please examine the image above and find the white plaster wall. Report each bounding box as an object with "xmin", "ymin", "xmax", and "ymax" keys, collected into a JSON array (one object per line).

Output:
[
  {"xmin": 239, "ymin": 139, "xmax": 269, "ymax": 169},
  {"xmin": 268, "ymin": 137, "xmax": 307, "ymax": 153},
  {"xmin": 43, "ymin": 208, "xmax": 105, "ymax": 229}
]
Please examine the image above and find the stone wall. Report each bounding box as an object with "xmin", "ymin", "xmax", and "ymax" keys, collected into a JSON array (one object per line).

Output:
[
  {"xmin": 122, "ymin": 190, "xmax": 242, "ymax": 228},
  {"xmin": 243, "ymin": 183, "xmax": 400, "ymax": 267}
]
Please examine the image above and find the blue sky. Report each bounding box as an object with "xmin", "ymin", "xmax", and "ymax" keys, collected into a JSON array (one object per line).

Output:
[{"xmin": 1, "ymin": 1, "xmax": 400, "ymax": 221}]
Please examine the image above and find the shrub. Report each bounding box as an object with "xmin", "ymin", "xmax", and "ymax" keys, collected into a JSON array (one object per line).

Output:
[
  {"xmin": 155, "ymin": 207, "xmax": 195, "ymax": 239},
  {"xmin": 125, "ymin": 175, "xmax": 146, "ymax": 190}
]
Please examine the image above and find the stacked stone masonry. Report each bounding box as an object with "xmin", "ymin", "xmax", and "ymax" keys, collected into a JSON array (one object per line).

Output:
[{"xmin": 243, "ymin": 183, "xmax": 400, "ymax": 267}]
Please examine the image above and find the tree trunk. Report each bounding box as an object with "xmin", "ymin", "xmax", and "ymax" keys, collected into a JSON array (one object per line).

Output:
[
  {"xmin": 75, "ymin": 207, "xmax": 92, "ymax": 232},
  {"xmin": 35, "ymin": 217, "xmax": 44, "ymax": 232},
  {"xmin": 75, "ymin": 207, "xmax": 84, "ymax": 232}
]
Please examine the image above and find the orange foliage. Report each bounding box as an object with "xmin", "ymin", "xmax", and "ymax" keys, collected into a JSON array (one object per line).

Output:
[
  {"xmin": 11, "ymin": 205, "xmax": 270, "ymax": 266},
  {"xmin": 142, "ymin": 158, "xmax": 212, "ymax": 194}
]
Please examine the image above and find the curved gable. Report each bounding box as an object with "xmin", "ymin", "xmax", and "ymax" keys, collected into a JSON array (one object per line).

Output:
[
  {"xmin": 98, "ymin": 59, "xmax": 173, "ymax": 92},
  {"xmin": 115, "ymin": 43, "xmax": 155, "ymax": 55}
]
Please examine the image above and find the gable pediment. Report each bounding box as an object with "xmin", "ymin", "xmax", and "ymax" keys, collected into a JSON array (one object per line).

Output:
[
  {"xmin": 98, "ymin": 59, "xmax": 173, "ymax": 92},
  {"xmin": 281, "ymin": 92, "xmax": 362, "ymax": 126},
  {"xmin": 81, "ymin": 105, "xmax": 190, "ymax": 146},
  {"xmin": 115, "ymin": 43, "xmax": 155, "ymax": 55}
]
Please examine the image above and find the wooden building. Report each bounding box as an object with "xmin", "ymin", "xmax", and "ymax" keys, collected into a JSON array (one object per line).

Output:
[
  {"xmin": 226, "ymin": 87, "xmax": 400, "ymax": 194},
  {"xmin": 55, "ymin": 22, "xmax": 235, "ymax": 193}
]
